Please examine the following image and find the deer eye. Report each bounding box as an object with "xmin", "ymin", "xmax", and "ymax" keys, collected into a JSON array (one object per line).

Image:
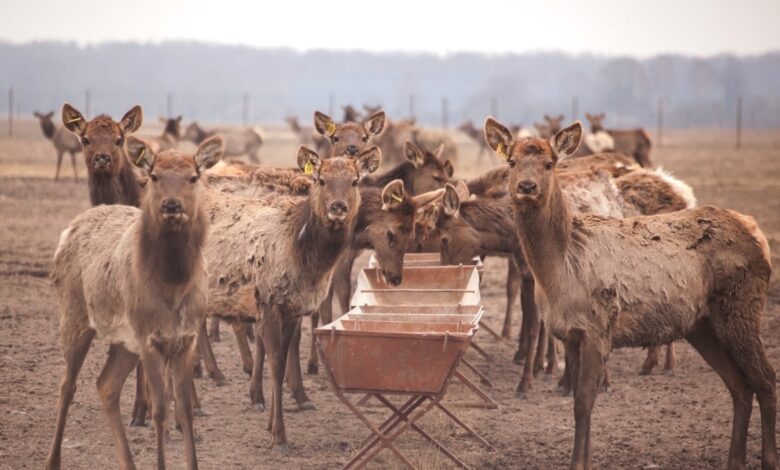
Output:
[
  {"xmin": 81, "ymin": 136, "xmax": 90, "ymax": 146},
  {"xmin": 149, "ymin": 174, "xmax": 158, "ymax": 182},
  {"xmin": 386, "ymin": 231, "xmax": 395, "ymax": 245},
  {"xmin": 332, "ymin": 136, "xmax": 340, "ymax": 143},
  {"xmin": 362, "ymin": 135, "xmax": 368, "ymax": 142},
  {"xmin": 116, "ymin": 137, "xmax": 124, "ymax": 146},
  {"xmin": 352, "ymin": 179, "xmax": 359, "ymax": 187},
  {"xmin": 545, "ymin": 161, "xmax": 554, "ymax": 170},
  {"xmin": 318, "ymin": 178, "xmax": 325, "ymax": 186},
  {"xmin": 508, "ymin": 160, "xmax": 516, "ymax": 168},
  {"xmin": 433, "ymin": 175, "xmax": 444, "ymax": 183},
  {"xmin": 189, "ymin": 175, "xmax": 198, "ymax": 183}
]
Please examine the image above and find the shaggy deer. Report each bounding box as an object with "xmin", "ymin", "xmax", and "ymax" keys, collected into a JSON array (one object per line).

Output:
[
  {"xmin": 62, "ymin": 103, "xmax": 143, "ymax": 207},
  {"xmin": 34, "ymin": 111, "xmax": 83, "ymax": 182},
  {"xmin": 46, "ymin": 135, "xmax": 223, "ymax": 470},
  {"xmin": 204, "ymin": 146, "xmax": 381, "ymax": 453},
  {"xmin": 313, "ymin": 110, "xmax": 386, "ymax": 157},
  {"xmin": 183, "ymin": 121, "xmax": 263, "ymax": 164},
  {"xmin": 586, "ymin": 112, "xmax": 653, "ymax": 168},
  {"xmin": 486, "ymin": 117, "xmax": 777, "ymax": 470},
  {"xmin": 143, "ymin": 116, "xmax": 182, "ymax": 152}
]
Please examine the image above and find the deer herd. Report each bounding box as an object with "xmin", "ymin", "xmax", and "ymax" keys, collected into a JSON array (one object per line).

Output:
[{"xmin": 39, "ymin": 102, "xmax": 777, "ymax": 470}]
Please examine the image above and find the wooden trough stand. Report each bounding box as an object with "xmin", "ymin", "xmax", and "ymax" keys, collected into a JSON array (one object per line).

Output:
[{"xmin": 316, "ymin": 262, "xmax": 497, "ymax": 469}]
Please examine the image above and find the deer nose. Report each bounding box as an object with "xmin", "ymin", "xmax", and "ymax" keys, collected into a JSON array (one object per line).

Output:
[
  {"xmin": 345, "ymin": 145, "xmax": 359, "ymax": 156},
  {"xmin": 329, "ymin": 201, "xmax": 348, "ymax": 214},
  {"xmin": 161, "ymin": 198, "xmax": 183, "ymax": 214},
  {"xmin": 95, "ymin": 154, "xmax": 111, "ymax": 167},
  {"xmin": 518, "ymin": 181, "xmax": 538, "ymax": 194}
]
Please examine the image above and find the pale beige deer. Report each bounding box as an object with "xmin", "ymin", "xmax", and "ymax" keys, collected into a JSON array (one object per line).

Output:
[{"xmin": 34, "ymin": 111, "xmax": 83, "ymax": 182}]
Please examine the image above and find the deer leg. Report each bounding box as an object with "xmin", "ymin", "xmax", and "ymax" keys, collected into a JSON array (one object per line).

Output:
[
  {"xmin": 307, "ymin": 307, "xmax": 321, "ymax": 375},
  {"xmin": 263, "ymin": 309, "xmax": 292, "ymax": 454},
  {"xmin": 69, "ymin": 151, "xmax": 78, "ymax": 182},
  {"xmin": 141, "ymin": 348, "xmax": 168, "ymax": 470},
  {"xmin": 545, "ymin": 335, "xmax": 558, "ymax": 377},
  {"xmin": 97, "ymin": 344, "xmax": 140, "ymax": 470},
  {"xmin": 639, "ymin": 346, "xmax": 660, "ymax": 375},
  {"xmin": 570, "ymin": 334, "xmax": 603, "ymax": 470},
  {"xmin": 514, "ymin": 275, "xmax": 535, "ymax": 364},
  {"xmin": 249, "ymin": 321, "xmax": 266, "ymax": 411},
  {"xmin": 46, "ymin": 328, "xmax": 95, "ymax": 470},
  {"xmin": 533, "ymin": 321, "xmax": 547, "ymax": 378},
  {"xmin": 247, "ymin": 149, "xmax": 260, "ymax": 164},
  {"xmin": 332, "ymin": 254, "xmax": 354, "ymax": 315},
  {"xmin": 129, "ymin": 363, "xmax": 148, "ymax": 427},
  {"xmin": 208, "ymin": 317, "xmax": 220, "ymax": 342},
  {"xmin": 503, "ymin": 259, "xmax": 521, "ymax": 339},
  {"xmin": 171, "ymin": 338, "xmax": 199, "ymax": 470},
  {"xmin": 515, "ymin": 276, "xmax": 538, "ymax": 398},
  {"xmin": 686, "ymin": 321, "xmax": 754, "ymax": 469},
  {"xmin": 197, "ymin": 320, "xmax": 225, "ymax": 386},
  {"xmin": 54, "ymin": 151, "xmax": 63, "ymax": 181},
  {"xmin": 231, "ymin": 320, "xmax": 254, "ymax": 376},
  {"xmin": 192, "ymin": 345, "xmax": 204, "ymax": 379},
  {"xmin": 286, "ymin": 317, "xmax": 314, "ymax": 410},
  {"xmin": 663, "ymin": 342, "xmax": 676, "ymax": 376}
]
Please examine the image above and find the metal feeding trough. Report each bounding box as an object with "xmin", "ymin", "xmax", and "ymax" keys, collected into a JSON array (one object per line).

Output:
[
  {"xmin": 315, "ymin": 314, "xmax": 493, "ymax": 469},
  {"xmin": 350, "ymin": 265, "xmax": 481, "ymax": 308},
  {"xmin": 369, "ymin": 252, "xmax": 484, "ymax": 278}
]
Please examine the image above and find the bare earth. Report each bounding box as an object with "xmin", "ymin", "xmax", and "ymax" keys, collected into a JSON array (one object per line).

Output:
[{"xmin": 1, "ymin": 121, "xmax": 779, "ymax": 469}]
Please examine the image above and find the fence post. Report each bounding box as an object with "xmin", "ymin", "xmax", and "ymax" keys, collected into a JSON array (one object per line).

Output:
[
  {"xmin": 409, "ymin": 95, "xmax": 416, "ymax": 121},
  {"xmin": 656, "ymin": 98, "xmax": 664, "ymax": 147},
  {"xmin": 490, "ymin": 96, "xmax": 497, "ymax": 118},
  {"xmin": 85, "ymin": 90, "xmax": 91, "ymax": 119},
  {"xmin": 572, "ymin": 96, "xmax": 578, "ymax": 121},
  {"xmin": 736, "ymin": 96, "xmax": 742, "ymax": 149},
  {"xmin": 328, "ymin": 94, "xmax": 335, "ymax": 117},
  {"xmin": 166, "ymin": 92, "xmax": 173, "ymax": 117},
  {"xmin": 8, "ymin": 88, "xmax": 13, "ymax": 139},
  {"xmin": 441, "ymin": 97, "xmax": 449, "ymax": 130}
]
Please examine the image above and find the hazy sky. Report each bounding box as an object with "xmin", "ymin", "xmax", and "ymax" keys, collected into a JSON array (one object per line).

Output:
[{"xmin": 2, "ymin": 0, "xmax": 779, "ymax": 57}]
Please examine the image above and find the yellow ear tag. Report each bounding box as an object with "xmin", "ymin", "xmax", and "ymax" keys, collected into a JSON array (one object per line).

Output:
[
  {"xmin": 391, "ymin": 193, "xmax": 403, "ymax": 203},
  {"xmin": 495, "ymin": 142, "xmax": 508, "ymax": 160},
  {"xmin": 135, "ymin": 148, "xmax": 145, "ymax": 165},
  {"xmin": 304, "ymin": 160, "xmax": 314, "ymax": 175},
  {"xmin": 326, "ymin": 121, "xmax": 337, "ymax": 136},
  {"xmin": 67, "ymin": 116, "xmax": 82, "ymax": 124}
]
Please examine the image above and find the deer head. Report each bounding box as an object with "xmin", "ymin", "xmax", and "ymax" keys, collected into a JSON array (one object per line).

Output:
[{"xmin": 313, "ymin": 110, "xmax": 386, "ymax": 158}]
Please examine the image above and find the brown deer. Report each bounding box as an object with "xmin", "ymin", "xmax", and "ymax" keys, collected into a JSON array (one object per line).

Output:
[
  {"xmin": 284, "ymin": 115, "xmax": 323, "ymax": 149},
  {"xmin": 342, "ymin": 104, "xmax": 363, "ymax": 123},
  {"xmin": 586, "ymin": 112, "xmax": 653, "ymax": 167},
  {"xmin": 459, "ymin": 121, "xmax": 490, "ymax": 162},
  {"xmin": 313, "ymin": 110, "xmax": 386, "ymax": 157},
  {"xmin": 46, "ymin": 135, "xmax": 223, "ymax": 470},
  {"xmin": 34, "ymin": 111, "xmax": 83, "ymax": 182},
  {"xmin": 62, "ymin": 103, "xmax": 143, "ymax": 207},
  {"xmin": 204, "ymin": 146, "xmax": 381, "ymax": 453},
  {"xmin": 544, "ymin": 114, "xmax": 565, "ymax": 135},
  {"xmin": 485, "ymin": 117, "xmax": 776, "ymax": 470},
  {"xmin": 183, "ymin": 121, "xmax": 263, "ymax": 163},
  {"xmin": 142, "ymin": 116, "xmax": 182, "ymax": 153}
]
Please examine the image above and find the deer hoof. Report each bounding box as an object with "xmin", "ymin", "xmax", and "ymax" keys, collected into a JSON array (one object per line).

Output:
[
  {"xmin": 253, "ymin": 403, "xmax": 266, "ymax": 412},
  {"xmin": 663, "ymin": 369, "xmax": 675, "ymax": 377},
  {"xmin": 272, "ymin": 443, "xmax": 290, "ymax": 455},
  {"xmin": 306, "ymin": 362, "xmax": 319, "ymax": 375},
  {"xmin": 193, "ymin": 408, "xmax": 205, "ymax": 418},
  {"xmin": 514, "ymin": 390, "xmax": 528, "ymax": 400},
  {"xmin": 297, "ymin": 401, "xmax": 317, "ymax": 411}
]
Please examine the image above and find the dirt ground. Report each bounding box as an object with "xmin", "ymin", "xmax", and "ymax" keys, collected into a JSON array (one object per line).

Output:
[{"xmin": 1, "ymin": 121, "xmax": 779, "ymax": 469}]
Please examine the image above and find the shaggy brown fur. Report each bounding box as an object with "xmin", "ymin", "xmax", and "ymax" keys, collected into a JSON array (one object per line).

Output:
[
  {"xmin": 34, "ymin": 111, "xmax": 82, "ymax": 182},
  {"xmin": 314, "ymin": 110, "xmax": 385, "ymax": 157},
  {"xmin": 46, "ymin": 136, "xmax": 223, "ymax": 470},
  {"xmin": 486, "ymin": 117, "xmax": 777, "ymax": 470},
  {"xmin": 367, "ymin": 141, "xmax": 453, "ymax": 194},
  {"xmin": 62, "ymin": 104, "xmax": 143, "ymax": 207},
  {"xmin": 183, "ymin": 121, "xmax": 263, "ymax": 163}
]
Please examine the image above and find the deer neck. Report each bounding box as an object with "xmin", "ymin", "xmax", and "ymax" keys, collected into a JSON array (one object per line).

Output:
[
  {"xmin": 513, "ymin": 172, "xmax": 571, "ymax": 295},
  {"xmin": 292, "ymin": 199, "xmax": 353, "ymax": 277},
  {"xmin": 460, "ymin": 199, "xmax": 517, "ymax": 255}
]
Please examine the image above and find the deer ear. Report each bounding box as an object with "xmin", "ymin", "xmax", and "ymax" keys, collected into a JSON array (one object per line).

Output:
[
  {"xmin": 62, "ymin": 103, "xmax": 86, "ymax": 134},
  {"xmin": 442, "ymin": 183, "xmax": 461, "ymax": 216},
  {"xmin": 557, "ymin": 114, "xmax": 565, "ymax": 121},
  {"xmin": 46, "ymin": 111, "xmax": 54, "ymax": 119},
  {"xmin": 356, "ymin": 146, "xmax": 382, "ymax": 178},
  {"xmin": 404, "ymin": 141, "xmax": 424, "ymax": 167},
  {"xmin": 195, "ymin": 135, "xmax": 224, "ymax": 172},
  {"xmin": 364, "ymin": 111, "xmax": 385, "ymax": 137},
  {"xmin": 314, "ymin": 111, "xmax": 337, "ymax": 137},
  {"xmin": 120, "ymin": 105, "xmax": 143, "ymax": 134},
  {"xmin": 297, "ymin": 146, "xmax": 322, "ymax": 175},
  {"xmin": 453, "ymin": 180, "xmax": 470, "ymax": 200},
  {"xmin": 585, "ymin": 112, "xmax": 593, "ymax": 120},
  {"xmin": 484, "ymin": 117, "xmax": 513, "ymax": 161},
  {"xmin": 176, "ymin": 115, "xmax": 182, "ymax": 123},
  {"xmin": 551, "ymin": 121, "xmax": 583, "ymax": 160},
  {"xmin": 443, "ymin": 159, "xmax": 454, "ymax": 178},
  {"xmin": 33, "ymin": 112, "xmax": 42, "ymax": 119},
  {"xmin": 381, "ymin": 179, "xmax": 405, "ymax": 211},
  {"xmin": 127, "ymin": 136, "xmax": 155, "ymax": 172}
]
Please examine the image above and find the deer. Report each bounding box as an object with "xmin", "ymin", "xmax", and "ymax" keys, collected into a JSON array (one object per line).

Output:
[
  {"xmin": 485, "ymin": 116, "xmax": 777, "ymax": 470},
  {"xmin": 61, "ymin": 103, "xmax": 143, "ymax": 207},
  {"xmin": 34, "ymin": 111, "xmax": 83, "ymax": 182},
  {"xmin": 341, "ymin": 104, "xmax": 363, "ymax": 123},
  {"xmin": 203, "ymin": 146, "xmax": 381, "ymax": 453},
  {"xmin": 313, "ymin": 110, "xmax": 386, "ymax": 157},
  {"xmin": 182, "ymin": 121, "xmax": 263, "ymax": 164},
  {"xmin": 46, "ymin": 135, "xmax": 223, "ymax": 470},
  {"xmin": 459, "ymin": 121, "xmax": 491, "ymax": 162},
  {"xmin": 586, "ymin": 112, "xmax": 653, "ymax": 168},
  {"xmin": 140, "ymin": 116, "xmax": 182, "ymax": 153},
  {"xmin": 284, "ymin": 115, "xmax": 323, "ymax": 149}
]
